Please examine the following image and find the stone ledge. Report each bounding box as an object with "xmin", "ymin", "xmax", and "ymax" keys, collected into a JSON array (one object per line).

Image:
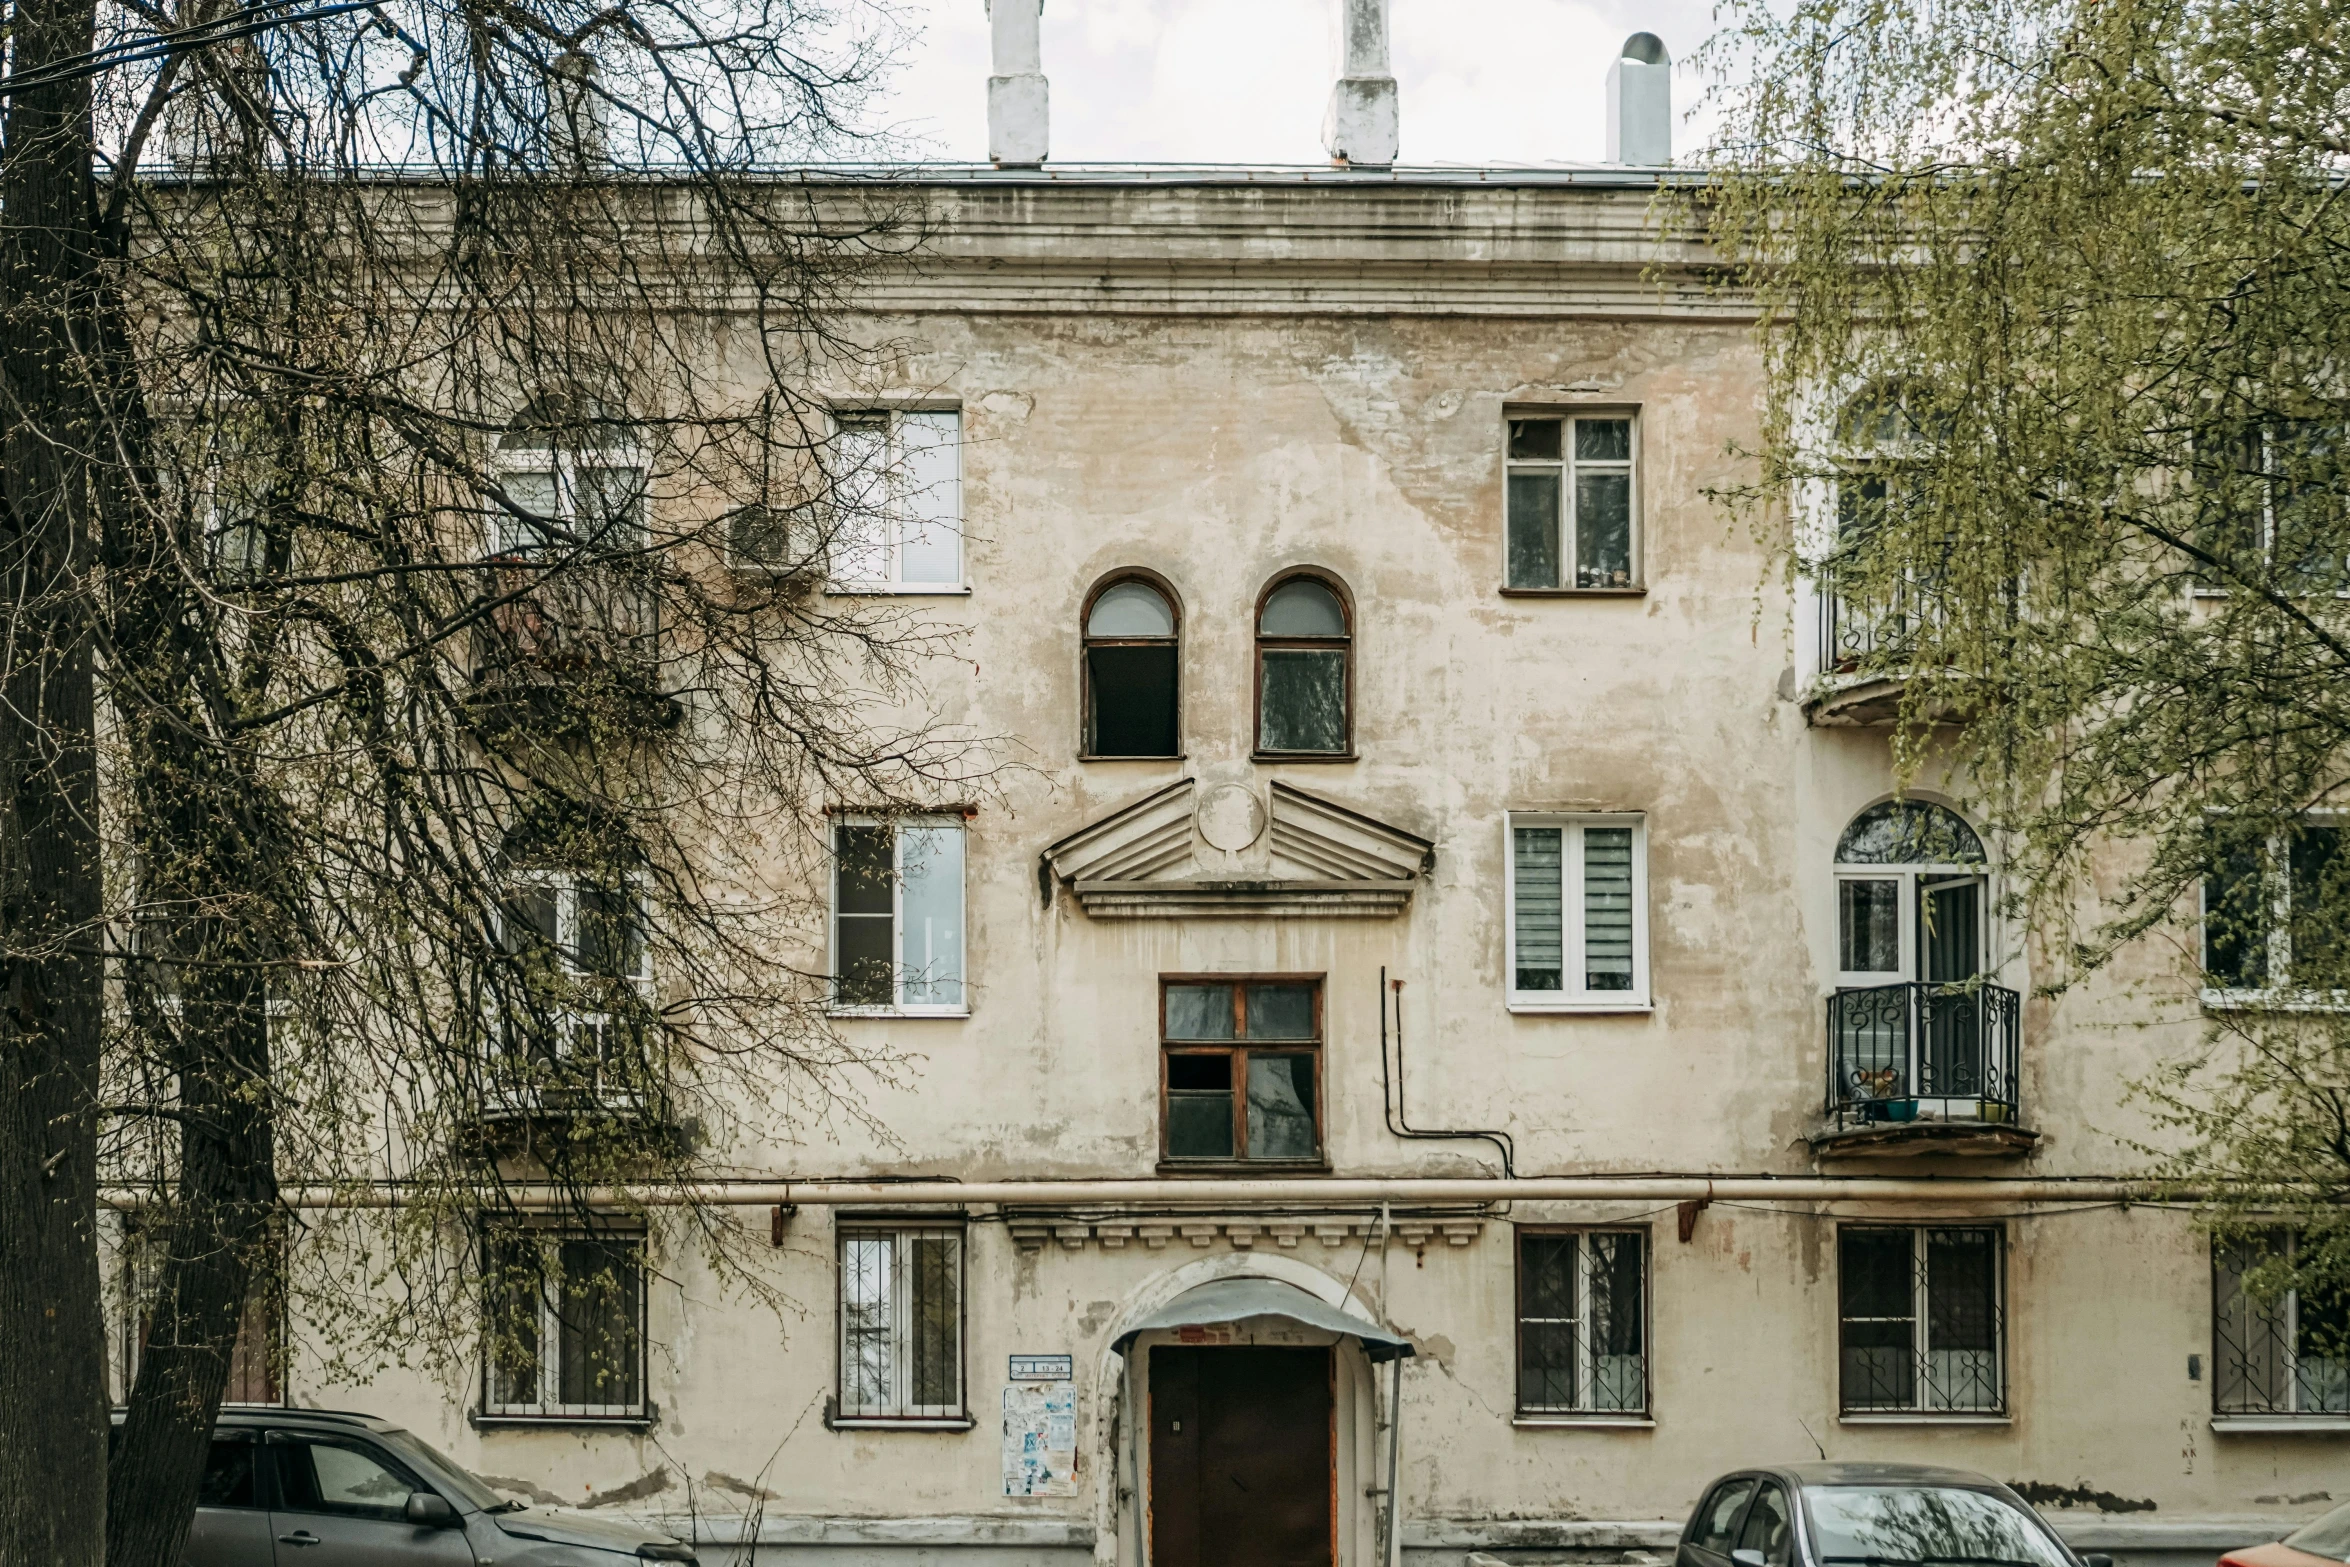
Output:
[
  {"xmin": 651, "ymin": 1514, "xmax": 1096, "ymax": 1547},
  {"xmin": 1003, "ymin": 1211, "xmax": 1487, "ymax": 1253}
]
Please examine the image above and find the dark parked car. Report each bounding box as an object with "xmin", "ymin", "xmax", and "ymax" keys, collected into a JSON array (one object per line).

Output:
[
  {"xmin": 1678, "ymin": 1463, "xmax": 2111, "ymax": 1567},
  {"xmin": 109, "ymin": 1405, "xmax": 695, "ymax": 1565}
]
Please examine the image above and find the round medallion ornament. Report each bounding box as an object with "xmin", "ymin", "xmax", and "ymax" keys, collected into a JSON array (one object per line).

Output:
[{"xmin": 1195, "ymin": 782, "xmax": 1267, "ymax": 853}]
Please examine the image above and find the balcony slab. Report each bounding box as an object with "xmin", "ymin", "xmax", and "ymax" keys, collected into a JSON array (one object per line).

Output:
[{"xmin": 1810, "ymin": 1120, "xmax": 2040, "ymax": 1159}]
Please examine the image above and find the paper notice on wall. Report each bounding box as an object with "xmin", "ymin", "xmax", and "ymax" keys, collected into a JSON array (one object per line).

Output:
[{"xmin": 1002, "ymin": 1380, "xmax": 1078, "ymax": 1496}]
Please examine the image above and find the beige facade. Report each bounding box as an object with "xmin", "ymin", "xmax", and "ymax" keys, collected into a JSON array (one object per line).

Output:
[{"xmin": 227, "ymin": 173, "xmax": 2342, "ymax": 1565}]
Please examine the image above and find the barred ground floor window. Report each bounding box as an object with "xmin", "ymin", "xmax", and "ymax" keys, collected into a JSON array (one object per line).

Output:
[
  {"xmin": 481, "ymin": 1228, "xmax": 647, "ymax": 1421},
  {"xmin": 1516, "ymin": 1228, "xmax": 1647, "ymax": 1416},
  {"xmin": 838, "ymin": 1224, "xmax": 965, "ymax": 1423},
  {"xmin": 2215, "ymin": 1231, "xmax": 2349, "ymax": 1417},
  {"xmin": 1838, "ymin": 1225, "xmax": 2003, "ymax": 1414}
]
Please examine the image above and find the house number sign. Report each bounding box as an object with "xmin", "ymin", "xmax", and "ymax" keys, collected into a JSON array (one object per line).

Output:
[{"xmin": 1009, "ymin": 1354, "xmax": 1073, "ymax": 1381}]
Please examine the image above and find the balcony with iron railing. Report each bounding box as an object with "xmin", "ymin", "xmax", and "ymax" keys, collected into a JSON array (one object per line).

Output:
[
  {"xmin": 468, "ymin": 557, "xmax": 679, "ymax": 734},
  {"xmin": 465, "ymin": 1009, "xmax": 685, "ymax": 1156},
  {"xmin": 1817, "ymin": 981, "xmax": 2035, "ymax": 1157}
]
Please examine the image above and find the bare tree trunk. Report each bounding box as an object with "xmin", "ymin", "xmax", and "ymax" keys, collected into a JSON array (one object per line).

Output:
[{"xmin": 0, "ymin": 0, "xmax": 110, "ymax": 1556}]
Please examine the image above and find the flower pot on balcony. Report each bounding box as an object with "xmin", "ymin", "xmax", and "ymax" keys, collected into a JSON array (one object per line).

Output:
[
  {"xmin": 1977, "ymin": 1100, "xmax": 2011, "ymax": 1124},
  {"xmin": 1883, "ymin": 1099, "xmax": 1919, "ymax": 1122}
]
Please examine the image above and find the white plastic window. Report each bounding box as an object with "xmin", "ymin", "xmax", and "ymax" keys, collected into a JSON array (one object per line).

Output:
[
  {"xmin": 832, "ymin": 817, "xmax": 967, "ymax": 1014},
  {"xmin": 827, "ymin": 410, "xmax": 963, "ymax": 590},
  {"xmin": 1505, "ymin": 813, "xmax": 1648, "ymax": 1008},
  {"xmin": 837, "ymin": 1227, "xmax": 964, "ymax": 1421}
]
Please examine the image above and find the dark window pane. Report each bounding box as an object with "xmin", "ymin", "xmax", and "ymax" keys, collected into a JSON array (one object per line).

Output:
[
  {"xmin": 575, "ymin": 885, "xmax": 640, "ymax": 980},
  {"xmin": 557, "ymin": 1239, "xmax": 641, "ymax": 1408},
  {"xmin": 487, "ymin": 1239, "xmax": 543, "ymax": 1407},
  {"xmin": 1164, "ymin": 985, "xmax": 1235, "ymax": 1040},
  {"xmin": 1507, "ymin": 472, "xmax": 1561, "ymax": 588},
  {"xmin": 2290, "ymin": 824, "xmax": 2344, "ymax": 986},
  {"xmin": 1575, "ymin": 418, "xmax": 1632, "ymax": 463},
  {"xmin": 1260, "ymin": 579, "xmax": 1347, "ymax": 637},
  {"xmin": 1508, "ymin": 418, "xmax": 1563, "ymax": 461},
  {"xmin": 835, "ymin": 824, "xmax": 894, "ymax": 915},
  {"xmin": 1245, "ymin": 1053, "xmax": 1318, "ymax": 1159},
  {"xmin": 1165, "ymin": 1053, "xmax": 1232, "ymax": 1090},
  {"xmin": 1925, "ymin": 1229, "xmax": 1997, "ymax": 1351},
  {"xmin": 197, "ymin": 1439, "xmax": 260, "ymax": 1508},
  {"xmin": 501, "ymin": 886, "xmax": 559, "ymax": 955},
  {"xmin": 1244, "ymin": 984, "xmax": 1315, "ymax": 1039},
  {"xmin": 2205, "ymin": 836, "xmax": 2270, "ymax": 989},
  {"xmin": 1839, "ymin": 880, "xmax": 1901, "ymax": 972},
  {"xmin": 1519, "ymin": 1318, "xmax": 1576, "ymax": 1410},
  {"xmin": 1259, "ymin": 649, "xmax": 1348, "ymax": 753},
  {"xmin": 837, "ymin": 912, "xmax": 894, "ymax": 1006},
  {"xmin": 1166, "ymin": 1090, "xmax": 1235, "ymax": 1159},
  {"xmin": 299, "ymin": 1441, "xmax": 414, "ymax": 1521},
  {"xmin": 1835, "ymin": 800, "xmax": 1986, "ymax": 865},
  {"xmin": 1589, "ymin": 1233, "xmax": 1645, "ymax": 1356},
  {"xmin": 909, "ymin": 1234, "xmax": 960, "ymax": 1409},
  {"xmin": 1520, "ymin": 1233, "xmax": 1576, "ymax": 1318},
  {"xmin": 1575, "ymin": 472, "xmax": 1633, "ymax": 588},
  {"xmin": 1087, "ymin": 644, "xmax": 1179, "ymax": 756},
  {"xmin": 1842, "ymin": 1229, "xmax": 1914, "ymax": 1319}
]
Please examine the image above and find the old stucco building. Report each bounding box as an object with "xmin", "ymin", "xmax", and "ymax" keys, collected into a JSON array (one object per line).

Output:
[{"xmin": 137, "ymin": 9, "xmax": 2349, "ymax": 1565}]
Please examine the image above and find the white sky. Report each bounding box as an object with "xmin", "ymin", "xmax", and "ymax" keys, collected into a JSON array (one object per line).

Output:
[{"xmin": 864, "ymin": 0, "xmax": 1720, "ymax": 166}]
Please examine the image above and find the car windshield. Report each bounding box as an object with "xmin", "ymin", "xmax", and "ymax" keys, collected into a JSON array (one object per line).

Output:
[
  {"xmin": 2286, "ymin": 1502, "xmax": 2350, "ymax": 1563},
  {"xmin": 373, "ymin": 1429, "xmax": 506, "ymax": 1513},
  {"xmin": 1805, "ymin": 1486, "xmax": 2072, "ymax": 1567}
]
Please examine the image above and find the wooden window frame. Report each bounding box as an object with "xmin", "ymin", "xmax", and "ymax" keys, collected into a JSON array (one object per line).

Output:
[
  {"xmin": 1251, "ymin": 570, "xmax": 1356, "ymax": 763},
  {"xmin": 1157, "ymin": 973, "xmax": 1328, "ymax": 1172},
  {"xmin": 1500, "ymin": 408, "xmax": 1643, "ymax": 594},
  {"xmin": 1079, "ymin": 569, "xmax": 1184, "ymax": 761},
  {"xmin": 1513, "ymin": 1224, "xmax": 1652, "ymax": 1421}
]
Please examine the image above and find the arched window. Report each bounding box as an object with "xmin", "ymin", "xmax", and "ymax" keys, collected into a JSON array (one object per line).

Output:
[
  {"xmin": 492, "ymin": 395, "xmax": 647, "ymax": 559},
  {"xmin": 1082, "ymin": 577, "xmax": 1179, "ymax": 758},
  {"xmin": 1255, "ymin": 574, "xmax": 1352, "ymax": 757},
  {"xmin": 1833, "ymin": 800, "xmax": 1987, "ymax": 987}
]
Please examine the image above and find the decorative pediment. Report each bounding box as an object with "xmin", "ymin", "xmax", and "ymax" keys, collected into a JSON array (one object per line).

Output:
[{"xmin": 1040, "ymin": 778, "xmax": 1433, "ymax": 919}]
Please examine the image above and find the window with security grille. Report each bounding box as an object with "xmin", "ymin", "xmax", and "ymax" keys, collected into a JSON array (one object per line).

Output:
[
  {"xmin": 1838, "ymin": 1225, "xmax": 2003, "ymax": 1414},
  {"xmin": 838, "ymin": 1226, "xmax": 964, "ymax": 1421},
  {"xmin": 1516, "ymin": 1229, "xmax": 1648, "ymax": 1416},
  {"xmin": 481, "ymin": 1230, "xmax": 647, "ymax": 1420},
  {"xmin": 2214, "ymin": 1232, "xmax": 2350, "ymax": 1417}
]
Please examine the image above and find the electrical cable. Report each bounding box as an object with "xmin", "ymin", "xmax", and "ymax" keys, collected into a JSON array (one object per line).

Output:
[{"xmin": 1379, "ymin": 965, "xmax": 1517, "ymax": 1176}]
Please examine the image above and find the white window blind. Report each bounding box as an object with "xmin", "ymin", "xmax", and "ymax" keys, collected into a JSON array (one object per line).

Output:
[{"xmin": 1506, "ymin": 814, "xmax": 1649, "ymax": 1008}]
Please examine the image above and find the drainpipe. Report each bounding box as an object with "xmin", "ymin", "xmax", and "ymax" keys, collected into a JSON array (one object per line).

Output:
[
  {"xmin": 210, "ymin": 1175, "xmax": 2164, "ymax": 1211},
  {"xmin": 1383, "ymin": 1353, "xmax": 1404, "ymax": 1567}
]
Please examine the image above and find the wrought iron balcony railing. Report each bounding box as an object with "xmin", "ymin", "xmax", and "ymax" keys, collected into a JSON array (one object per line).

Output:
[
  {"xmin": 472, "ymin": 556, "xmax": 661, "ymax": 681},
  {"xmin": 1816, "ymin": 557, "xmax": 1948, "ymax": 679},
  {"xmin": 1826, "ymin": 981, "xmax": 2021, "ymax": 1134}
]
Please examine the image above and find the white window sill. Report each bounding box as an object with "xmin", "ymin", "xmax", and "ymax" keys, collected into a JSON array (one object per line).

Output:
[
  {"xmin": 1508, "ymin": 1000, "xmax": 1654, "ymax": 1015},
  {"xmin": 472, "ymin": 1412, "xmax": 655, "ymax": 1430},
  {"xmin": 826, "ymin": 1006, "xmax": 971, "ymax": 1020},
  {"xmin": 1838, "ymin": 1412, "xmax": 2010, "ymax": 1426},
  {"xmin": 827, "ymin": 1415, "xmax": 976, "ymax": 1432},
  {"xmin": 2202, "ymin": 987, "xmax": 2350, "ymax": 1013},
  {"xmin": 825, "ymin": 583, "xmax": 971, "ymax": 597},
  {"xmin": 2210, "ymin": 1416, "xmax": 2350, "ymax": 1434},
  {"xmin": 1513, "ymin": 1415, "xmax": 1656, "ymax": 1430}
]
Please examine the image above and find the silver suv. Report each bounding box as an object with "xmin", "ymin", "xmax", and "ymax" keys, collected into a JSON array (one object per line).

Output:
[{"xmin": 112, "ymin": 1406, "xmax": 696, "ymax": 1565}]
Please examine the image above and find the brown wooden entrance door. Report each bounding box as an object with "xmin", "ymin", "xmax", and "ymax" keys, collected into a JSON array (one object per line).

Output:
[{"xmin": 1149, "ymin": 1345, "xmax": 1334, "ymax": 1567}]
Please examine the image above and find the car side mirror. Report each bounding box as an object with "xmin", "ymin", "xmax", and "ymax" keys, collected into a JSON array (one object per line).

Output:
[
  {"xmin": 404, "ymin": 1492, "xmax": 460, "ymax": 1528},
  {"xmin": 1733, "ymin": 1551, "xmax": 1767, "ymax": 1567}
]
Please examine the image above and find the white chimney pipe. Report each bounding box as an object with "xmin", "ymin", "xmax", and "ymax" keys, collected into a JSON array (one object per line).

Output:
[
  {"xmin": 986, "ymin": 0, "xmax": 1048, "ymax": 166},
  {"xmin": 1606, "ymin": 32, "xmax": 1671, "ymax": 166},
  {"xmin": 1322, "ymin": 0, "xmax": 1398, "ymax": 167}
]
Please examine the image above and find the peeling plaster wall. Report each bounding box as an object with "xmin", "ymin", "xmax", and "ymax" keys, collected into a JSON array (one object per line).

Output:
[{"xmin": 259, "ymin": 181, "xmax": 2338, "ymax": 1559}]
